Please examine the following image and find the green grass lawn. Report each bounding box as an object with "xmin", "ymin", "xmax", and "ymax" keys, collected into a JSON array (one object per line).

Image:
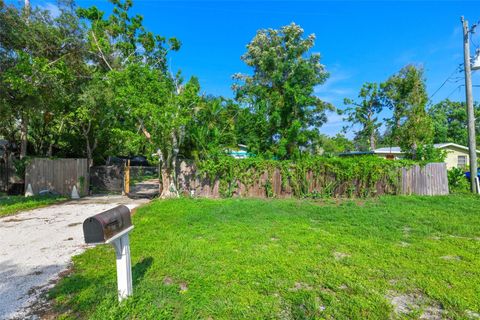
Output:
[
  {"xmin": 0, "ymin": 195, "xmax": 66, "ymax": 217},
  {"xmin": 49, "ymin": 196, "xmax": 480, "ymax": 319}
]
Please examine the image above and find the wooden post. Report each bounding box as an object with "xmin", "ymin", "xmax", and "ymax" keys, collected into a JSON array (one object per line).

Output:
[
  {"xmin": 124, "ymin": 160, "xmax": 130, "ymax": 194},
  {"xmin": 461, "ymin": 16, "xmax": 478, "ymax": 193}
]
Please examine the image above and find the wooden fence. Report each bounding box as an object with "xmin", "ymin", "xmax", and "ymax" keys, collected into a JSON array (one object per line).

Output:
[
  {"xmin": 25, "ymin": 158, "xmax": 89, "ymax": 196},
  {"xmin": 399, "ymin": 163, "xmax": 449, "ymax": 195},
  {"xmin": 86, "ymin": 161, "xmax": 449, "ymax": 197},
  {"xmin": 176, "ymin": 161, "xmax": 449, "ymax": 198}
]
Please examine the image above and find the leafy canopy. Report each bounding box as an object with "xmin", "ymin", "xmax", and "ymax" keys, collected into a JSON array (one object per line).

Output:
[{"xmin": 233, "ymin": 23, "xmax": 333, "ymax": 159}]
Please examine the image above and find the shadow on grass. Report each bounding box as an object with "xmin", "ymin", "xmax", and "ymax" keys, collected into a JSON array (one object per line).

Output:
[{"xmin": 133, "ymin": 256, "xmax": 153, "ymax": 286}]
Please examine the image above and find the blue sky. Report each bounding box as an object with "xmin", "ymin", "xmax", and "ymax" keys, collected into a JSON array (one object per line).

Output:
[{"xmin": 18, "ymin": 0, "xmax": 480, "ymax": 136}]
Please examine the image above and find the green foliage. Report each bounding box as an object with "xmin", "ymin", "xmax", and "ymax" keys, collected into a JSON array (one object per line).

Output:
[
  {"xmin": 448, "ymin": 168, "xmax": 470, "ymax": 194},
  {"xmin": 343, "ymin": 82, "xmax": 382, "ymax": 151},
  {"xmin": 77, "ymin": 0, "xmax": 180, "ymax": 72},
  {"xmin": 183, "ymin": 97, "xmax": 239, "ymax": 161},
  {"xmin": 408, "ymin": 144, "xmax": 447, "ymax": 162},
  {"xmin": 428, "ymin": 99, "xmax": 480, "ymax": 146},
  {"xmin": 381, "ymin": 65, "xmax": 433, "ymax": 157},
  {"xmin": 233, "ymin": 23, "xmax": 333, "ymax": 159},
  {"xmin": 197, "ymin": 156, "xmax": 412, "ymax": 198},
  {"xmin": 317, "ymin": 133, "xmax": 354, "ymax": 155},
  {"xmin": 13, "ymin": 157, "xmax": 30, "ymax": 178},
  {"xmin": 49, "ymin": 196, "xmax": 480, "ymax": 319}
]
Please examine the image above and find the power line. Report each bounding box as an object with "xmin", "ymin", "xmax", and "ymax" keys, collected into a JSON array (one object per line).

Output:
[
  {"xmin": 446, "ymin": 84, "xmax": 463, "ymax": 100},
  {"xmin": 429, "ymin": 63, "xmax": 463, "ymax": 101}
]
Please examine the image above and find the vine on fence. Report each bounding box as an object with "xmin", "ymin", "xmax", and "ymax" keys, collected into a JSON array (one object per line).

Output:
[{"xmin": 197, "ymin": 156, "xmax": 415, "ymax": 198}]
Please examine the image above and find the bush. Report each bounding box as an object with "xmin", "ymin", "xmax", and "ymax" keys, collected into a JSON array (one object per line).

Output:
[{"xmin": 448, "ymin": 167, "xmax": 470, "ymax": 193}]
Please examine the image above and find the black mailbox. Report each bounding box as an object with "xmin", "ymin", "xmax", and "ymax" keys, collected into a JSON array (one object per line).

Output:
[{"xmin": 83, "ymin": 205, "xmax": 132, "ymax": 244}]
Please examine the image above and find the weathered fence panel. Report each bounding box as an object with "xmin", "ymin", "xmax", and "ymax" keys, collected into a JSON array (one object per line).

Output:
[
  {"xmin": 399, "ymin": 163, "xmax": 449, "ymax": 195},
  {"xmin": 176, "ymin": 161, "xmax": 401, "ymax": 198},
  {"xmin": 25, "ymin": 158, "xmax": 89, "ymax": 196},
  {"xmin": 176, "ymin": 161, "xmax": 449, "ymax": 198}
]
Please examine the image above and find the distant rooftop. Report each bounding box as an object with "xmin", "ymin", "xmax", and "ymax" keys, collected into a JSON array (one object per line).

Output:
[{"xmin": 374, "ymin": 143, "xmax": 480, "ymax": 154}]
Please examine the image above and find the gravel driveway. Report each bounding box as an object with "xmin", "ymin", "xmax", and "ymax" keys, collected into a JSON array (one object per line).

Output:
[{"xmin": 0, "ymin": 195, "xmax": 149, "ymax": 319}]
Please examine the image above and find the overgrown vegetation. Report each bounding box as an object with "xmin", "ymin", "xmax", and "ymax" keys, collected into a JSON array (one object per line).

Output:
[
  {"xmin": 448, "ymin": 168, "xmax": 470, "ymax": 194},
  {"xmin": 48, "ymin": 196, "xmax": 480, "ymax": 319},
  {"xmin": 197, "ymin": 156, "xmax": 414, "ymax": 198},
  {"xmin": 0, "ymin": 195, "xmax": 66, "ymax": 217}
]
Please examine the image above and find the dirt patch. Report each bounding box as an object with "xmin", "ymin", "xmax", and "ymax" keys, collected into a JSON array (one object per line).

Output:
[
  {"xmin": 440, "ymin": 255, "xmax": 461, "ymax": 261},
  {"xmin": 333, "ymin": 251, "xmax": 350, "ymax": 260},
  {"xmin": 387, "ymin": 291, "xmax": 444, "ymax": 319},
  {"xmin": 163, "ymin": 276, "xmax": 173, "ymax": 286},
  {"xmin": 179, "ymin": 282, "xmax": 188, "ymax": 292},
  {"xmin": 466, "ymin": 310, "xmax": 480, "ymax": 319},
  {"xmin": 310, "ymin": 198, "xmax": 374, "ymax": 207},
  {"xmin": 290, "ymin": 282, "xmax": 313, "ymax": 291}
]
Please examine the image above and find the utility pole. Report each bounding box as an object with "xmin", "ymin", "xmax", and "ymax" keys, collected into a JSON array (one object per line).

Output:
[{"xmin": 461, "ymin": 16, "xmax": 478, "ymax": 193}]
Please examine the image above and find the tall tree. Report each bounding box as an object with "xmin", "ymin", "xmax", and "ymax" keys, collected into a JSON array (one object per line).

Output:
[
  {"xmin": 428, "ymin": 99, "xmax": 480, "ymax": 146},
  {"xmin": 343, "ymin": 82, "xmax": 382, "ymax": 151},
  {"xmin": 74, "ymin": 0, "xmax": 181, "ymax": 167},
  {"xmin": 0, "ymin": 0, "xmax": 86, "ymax": 159},
  {"xmin": 381, "ymin": 65, "xmax": 433, "ymax": 157},
  {"xmin": 233, "ymin": 23, "xmax": 333, "ymax": 159}
]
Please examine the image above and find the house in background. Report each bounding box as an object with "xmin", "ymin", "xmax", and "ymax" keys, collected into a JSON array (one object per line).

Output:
[
  {"xmin": 226, "ymin": 144, "xmax": 253, "ymax": 159},
  {"xmin": 340, "ymin": 143, "xmax": 480, "ymax": 170},
  {"xmin": 374, "ymin": 143, "xmax": 480, "ymax": 169}
]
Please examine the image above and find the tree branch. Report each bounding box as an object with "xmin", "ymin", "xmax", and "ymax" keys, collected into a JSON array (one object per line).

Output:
[{"xmin": 91, "ymin": 31, "xmax": 113, "ymax": 71}]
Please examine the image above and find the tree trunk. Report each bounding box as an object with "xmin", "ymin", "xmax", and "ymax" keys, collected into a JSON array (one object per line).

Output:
[
  {"xmin": 85, "ymin": 135, "xmax": 92, "ymax": 167},
  {"xmin": 20, "ymin": 116, "xmax": 28, "ymax": 159},
  {"xmin": 47, "ymin": 142, "xmax": 53, "ymax": 157},
  {"xmin": 160, "ymin": 166, "xmax": 178, "ymax": 198},
  {"xmin": 411, "ymin": 142, "xmax": 418, "ymax": 160},
  {"xmin": 83, "ymin": 122, "xmax": 96, "ymax": 168},
  {"xmin": 159, "ymin": 139, "xmax": 180, "ymax": 199},
  {"xmin": 370, "ymin": 131, "xmax": 376, "ymax": 151}
]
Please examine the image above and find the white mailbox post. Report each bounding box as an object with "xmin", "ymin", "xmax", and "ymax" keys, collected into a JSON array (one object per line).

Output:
[
  {"xmin": 83, "ymin": 205, "xmax": 134, "ymax": 301},
  {"xmin": 106, "ymin": 226, "xmax": 134, "ymax": 300}
]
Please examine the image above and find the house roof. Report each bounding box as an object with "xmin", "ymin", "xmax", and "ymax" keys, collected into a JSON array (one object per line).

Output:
[
  {"xmin": 433, "ymin": 142, "xmax": 480, "ymax": 153},
  {"xmin": 338, "ymin": 151, "xmax": 374, "ymax": 156},
  {"xmin": 374, "ymin": 143, "xmax": 480, "ymax": 154},
  {"xmin": 373, "ymin": 146, "xmax": 403, "ymax": 154}
]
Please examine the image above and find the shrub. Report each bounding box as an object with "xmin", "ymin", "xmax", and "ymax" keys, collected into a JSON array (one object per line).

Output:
[{"xmin": 448, "ymin": 167, "xmax": 470, "ymax": 193}]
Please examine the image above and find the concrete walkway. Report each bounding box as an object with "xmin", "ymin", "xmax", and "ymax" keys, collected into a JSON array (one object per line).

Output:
[{"xmin": 0, "ymin": 195, "xmax": 149, "ymax": 320}]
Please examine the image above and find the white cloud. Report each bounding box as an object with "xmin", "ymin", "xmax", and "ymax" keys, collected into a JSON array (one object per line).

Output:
[{"xmin": 39, "ymin": 2, "xmax": 61, "ymax": 18}]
